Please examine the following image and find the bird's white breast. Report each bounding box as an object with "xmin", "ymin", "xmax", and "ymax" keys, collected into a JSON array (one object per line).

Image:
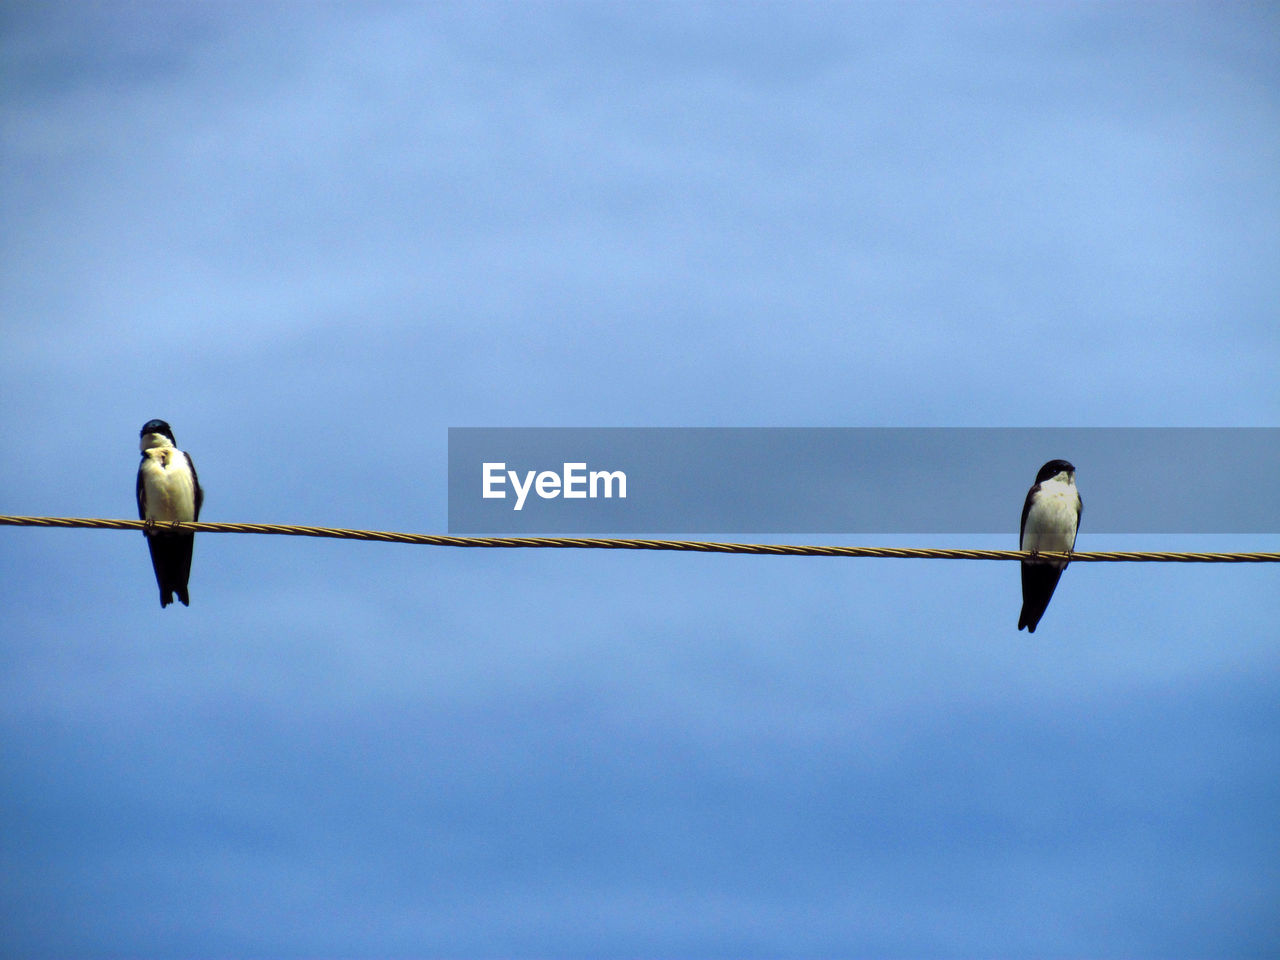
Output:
[
  {"xmin": 140, "ymin": 449, "xmax": 197, "ymax": 522},
  {"xmin": 1021, "ymin": 479, "xmax": 1080, "ymax": 554}
]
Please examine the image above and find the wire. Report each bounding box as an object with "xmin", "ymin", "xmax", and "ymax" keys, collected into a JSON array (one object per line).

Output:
[{"xmin": 1, "ymin": 515, "xmax": 1276, "ymax": 562}]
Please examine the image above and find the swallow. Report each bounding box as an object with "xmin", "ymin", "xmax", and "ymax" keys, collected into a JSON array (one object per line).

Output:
[
  {"xmin": 137, "ymin": 419, "xmax": 203, "ymax": 607},
  {"xmin": 1018, "ymin": 459, "xmax": 1081, "ymax": 632}
]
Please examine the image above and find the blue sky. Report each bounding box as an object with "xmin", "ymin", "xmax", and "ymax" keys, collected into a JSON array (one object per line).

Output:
[{"xmin": 2, "ymin": 2, "xmax": 1278, "ymax": 957}]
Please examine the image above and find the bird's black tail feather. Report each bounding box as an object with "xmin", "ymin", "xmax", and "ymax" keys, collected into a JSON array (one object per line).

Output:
[
  {"xmin": 147, "ymin": 533, "xmax": 195, "ymax": 608},
  {"xmin": 1018, "ymin": 561, "xmax": 1065, "ymax": 633}
]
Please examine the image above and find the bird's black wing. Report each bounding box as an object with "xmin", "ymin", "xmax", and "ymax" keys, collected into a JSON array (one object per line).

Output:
[
  {"xmin": 1019, "ymin": 482, "xmax": 1040, "ymax": 548},
  {"xmin": 185, "ymin": 452, "xmax": 204, "ymax": 520},
  {"xmin": 136, "ymin": 461, "xmax": 147, "ymax": 520}
]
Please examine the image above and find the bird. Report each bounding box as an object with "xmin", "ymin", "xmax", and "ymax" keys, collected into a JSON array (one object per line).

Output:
[
  {"xmin": 137, "ymin": 419, "xmax": 203, "ymax": 607},
  {"xmin": 1018, "ymin": 459, "xmax": 1082, "ymax": 632}
]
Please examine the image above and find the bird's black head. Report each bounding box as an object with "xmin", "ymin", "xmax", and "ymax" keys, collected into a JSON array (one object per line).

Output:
[
  {"xmin": 140, "ymin": 419, "xmax": 175, "ymax": 443},
  {"xmin": 1034, "ymin": 459, "xmax": 1076, "ymax": 484}
]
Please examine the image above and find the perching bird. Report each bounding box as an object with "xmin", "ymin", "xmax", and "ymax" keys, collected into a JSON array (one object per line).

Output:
[
  {"xmin": 1018, "ymin": 459, "xmax": 1082, "ymax": 632},
  {"xmin": 137, "ymin": 419, "xmax": 203, "ymax": 607}
]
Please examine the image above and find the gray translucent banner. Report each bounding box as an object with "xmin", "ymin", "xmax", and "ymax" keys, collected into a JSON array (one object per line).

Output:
[{"xmin": 447, "ymin": 428, "xmax": 1279, "ymax": 534}]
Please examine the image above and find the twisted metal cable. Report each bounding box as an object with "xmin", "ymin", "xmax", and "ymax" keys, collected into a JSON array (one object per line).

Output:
[{"xmin": 1, "ymin": 516, "xmax": 1276, "ymax": 562}]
